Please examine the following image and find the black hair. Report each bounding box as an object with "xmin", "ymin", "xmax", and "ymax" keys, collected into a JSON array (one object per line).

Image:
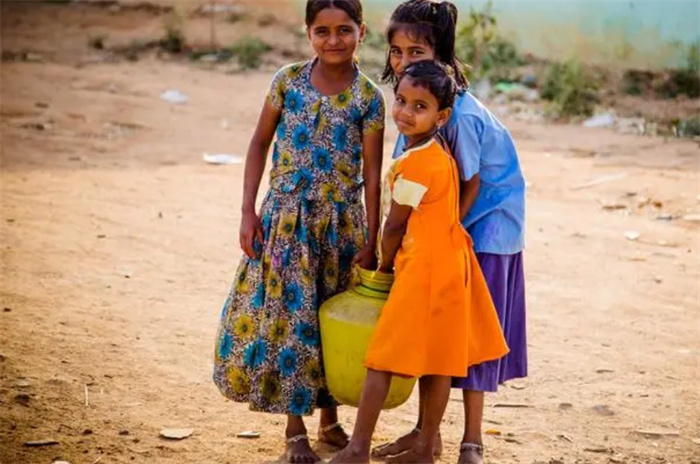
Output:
[
  {"xmin": 395, "ymin": 60, "xmax": 457, "ymax": 111},
  {"xmin": 381, "ymin": 0, "xmax": 468, "ymax": 89},
  {"xmin": 305, "ymin": 0, "xmax": 363, "ymax": 27}
]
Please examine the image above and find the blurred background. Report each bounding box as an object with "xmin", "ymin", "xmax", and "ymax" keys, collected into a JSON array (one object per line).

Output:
[{"xmin": 1, "ymin": 1, "xmax": 698, "ymax": 464}]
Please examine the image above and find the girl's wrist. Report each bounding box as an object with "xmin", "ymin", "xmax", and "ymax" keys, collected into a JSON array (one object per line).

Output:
[{"xmin": 242, "ymin": 202, "xmax": 256, "ymax": 214}]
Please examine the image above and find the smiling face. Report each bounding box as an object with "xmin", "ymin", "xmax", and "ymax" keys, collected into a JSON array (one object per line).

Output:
[
  {"xmin": 307, "ymin": 7, "xmax": 365, "ymax": 65},
  {"xmin": 392, "ymin": 75, "xmax": 451, "ymax": 144},
  {"xmin": 388, "ymin": 27, "xmax": 436, "ymax": 77}
]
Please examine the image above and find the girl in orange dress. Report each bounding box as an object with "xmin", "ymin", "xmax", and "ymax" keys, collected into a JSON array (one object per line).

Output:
[{"xmin": 330, "ymin": 61, "xmax": 508, "ymax": 464}]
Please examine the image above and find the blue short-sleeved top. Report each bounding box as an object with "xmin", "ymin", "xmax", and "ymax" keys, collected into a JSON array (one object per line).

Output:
[{"xmin": 393, "ymin": 91, "xmax": 525, "ymax": 255}]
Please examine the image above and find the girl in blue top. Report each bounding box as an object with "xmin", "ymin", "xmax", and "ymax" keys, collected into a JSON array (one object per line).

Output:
[{"xmin": 370, "ymin": 1, "xmax": 527, "ymax": 463}]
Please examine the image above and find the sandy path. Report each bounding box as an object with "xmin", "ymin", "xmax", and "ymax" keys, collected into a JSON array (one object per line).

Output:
[{"xmin": 1, "ymin": 5, "xmax": 699, "ymax": 464}]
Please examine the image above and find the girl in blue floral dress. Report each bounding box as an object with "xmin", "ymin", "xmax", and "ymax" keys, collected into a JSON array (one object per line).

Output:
[{"xmin": 213, "ymin": 0, "xmax": 385, "ymax": 462}]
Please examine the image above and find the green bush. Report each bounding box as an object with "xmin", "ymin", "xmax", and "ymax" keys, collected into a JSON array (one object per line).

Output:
[
  {"xmin": 87, "ymin": 34, "xmax": 107, "ymax": 50},
  {"xmin": 160, "ymin": 10, "xmax": 185, "ymax": 53},
  {"xmin": 231, "ymin": 36, "xmax": 271, "ymax": 69},
  {"xmin": 540, "ymin": 60, "xmax": 600, "ymax": 117},
  {"xmin": 455, "ymin": 2, "xmax": 522, "ymax": 81}
]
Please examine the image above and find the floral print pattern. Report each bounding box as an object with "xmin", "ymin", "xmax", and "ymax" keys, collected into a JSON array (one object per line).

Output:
[{"xmin": 213, "ymin": 60, "xmax": 385, "ymax": 415}]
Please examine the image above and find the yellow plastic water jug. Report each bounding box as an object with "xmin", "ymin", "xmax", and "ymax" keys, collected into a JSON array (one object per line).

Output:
[{"xmin": 319, "ymin": 268, "xmax": 416, "ymax": 409}]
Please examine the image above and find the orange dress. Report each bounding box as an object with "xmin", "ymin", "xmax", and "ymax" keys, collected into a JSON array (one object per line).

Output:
[{"xmin": 364, "ymin": 138, "xmax": 509, "ymax": 378}]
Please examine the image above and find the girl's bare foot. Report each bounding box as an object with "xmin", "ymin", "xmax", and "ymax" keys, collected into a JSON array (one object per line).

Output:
[
  {"xmin": 286, "ymin": 435, "xmax": 321, "ymax": 464},
  {"xmin": 370, "ymin": 430, "xmax": 442, "ymax": 460},
  {"xmin": 457, "ymin": 443, "xmax": 484, "ymax": 464},
  {"xmin": 318, "ymin": 422, "xmax": 350, "ymax": 448},
  {"xmin": 328, "ymin": 445, "xmax": 369, "ymax": 464},
  {"xmin": 385, "ymin": 447, "xmax": 434, "ymax": 464}
]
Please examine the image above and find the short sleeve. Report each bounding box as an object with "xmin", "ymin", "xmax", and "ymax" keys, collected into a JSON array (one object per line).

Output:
[
  {"xmin": 391, "ymin": 153, "xmax": 431, "ymax": 209},
  {"xmin": 362, "ymin": 88, "xmax": 386, "ymax": 135},
  {"xmin": 441, "ymin": 113, "xmax": 482, "ymax": 181},
  {"xmin": 266, "ymin": 66, "xmax": 289, "ymax": 110}
]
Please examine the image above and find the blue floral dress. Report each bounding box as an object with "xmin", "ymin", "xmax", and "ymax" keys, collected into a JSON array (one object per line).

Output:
[{"xmin": 213, "ymin": 60, "xmax": 385, "ymax": 416}]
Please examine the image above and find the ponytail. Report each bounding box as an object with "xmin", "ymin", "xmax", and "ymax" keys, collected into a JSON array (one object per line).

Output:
[{"xmin": 434, "ymin": 2, "xmax": 468, "ymax": 89}]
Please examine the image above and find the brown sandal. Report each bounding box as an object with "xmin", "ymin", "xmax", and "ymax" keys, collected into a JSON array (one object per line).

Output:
[{"xmin": 317, "ymin": 422, "xmax": 349, "ymax": 449}]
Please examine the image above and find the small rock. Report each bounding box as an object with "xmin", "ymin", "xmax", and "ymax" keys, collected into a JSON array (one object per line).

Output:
[
  {"xmin": 237, "ymin": 430, "xmax": 261, "ymax": 439},
  {"xmin": 484, "ymin": 429, "xmax": 501, "ymax": 436},
  {"xmin": 4, "ymin": 307, "xmax": 11, "ymax": 312},
  {"xmin": 492, "ymin": 402, "xmax": 532, "ymax": 408},
  {"xmin": 559, "ymin": 402, "xmax": 573, "ymax": 410},
  {"xmin": 160, "ymin": 428, "xmax": 194, "ymax": 440},
  {"xmin": 82, "ymin": 429, "xmax": 93, "ymax": 435},
  {"xmin": 601, "ymin": 202, "xmax": 627, "ymax": 211},
  {"xmin": 584, "ymin": 446, "xmax": 610, "ymax": 453},
  {"xmin": 119, "ymin": 429, "xmax": 130, "ymax": 436},
  {"xmin": 653, "ymin": 276, "xmax": 663, "ymax": 284},
  {"xmin": 592, "ymin": 404, "xmax": 615, "ymax": 416},
  {"xmin": 656, "ymin": 214, "xmax": 674, "ymax": 221},
  {"xmin": 97, "ymin": 234, "xmax": 106, "ymax": 239},
  {"xmin": 36, "ymin": 102, "xmax": 49, "ymax": 109},
  {"xmin": 595, "ymin": 368, "xmax": 614, "ymax": 374},
  {"xmin": 24, "ymin": 53, "xmax": 44, "ymax": 63},
  {"xmin": 160, "ymin": 89, "xmax": 189, "ymax": 105},
  {"xmin": 583, "ymin": 113, "xmax": 615, "ymax": 128},
  {"xmin": 635, "ymin": 429, "xmax": 680, "ymax": 438},
  {"xmin": 14, "ymin": 393, "xmax": 31, "ymax": 406},
  {"xmin": 24, "ymin": 439, "xmax": 59, "ymax": 447},
  {"xmin": 557, "ymin": 433, "xmax": 573, "ymax": 443},
  {"xmin": 624, "ymin": 230, "xmax": 641, "ymax": 241},
  {"xmin": 158, "ymin": 212, "xmax": 163, "ymax": 219},
  {"xmin": 14, "ymin": 378, "xmax": 31, "ymax": 388}
]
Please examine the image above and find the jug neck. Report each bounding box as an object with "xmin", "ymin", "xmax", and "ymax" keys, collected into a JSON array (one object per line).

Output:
[{"xmin": 353, "ymin": 268, "xmax": 393, "ymax": 299}]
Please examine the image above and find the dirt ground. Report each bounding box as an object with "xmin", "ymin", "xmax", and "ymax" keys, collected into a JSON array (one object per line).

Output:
[{"xmin": 1, "ymin": 3, "xmax": 699, "ymax": 464}]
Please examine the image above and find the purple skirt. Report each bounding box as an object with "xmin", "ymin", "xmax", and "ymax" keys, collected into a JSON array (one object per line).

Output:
[{"xmin": 452, "ymin": 252, "xmax": 528, "ymax": 392}]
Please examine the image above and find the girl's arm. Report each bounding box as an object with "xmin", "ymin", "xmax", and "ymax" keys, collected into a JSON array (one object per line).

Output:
[
  {"xmin": 239, "ymin": 102, "xmax": 281, "ymax": 259},
  {"xmin": 353, "ymin": 129, "xmax": 384, "ymax": 269},
  {"xmin": 378, "ymin": 201, "xmax": 412, "ymax": 273},
  {"xmin": 459, "ymin": 174, "xmax": 480, "ymax": 221}
]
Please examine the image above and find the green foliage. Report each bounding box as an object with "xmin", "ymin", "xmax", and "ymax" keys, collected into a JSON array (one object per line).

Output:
[
  {"xmin": 685, "ymin": 41, "xmax": 700, "ymax": 73},
  {"xmin": 87, "ymin": 34, "xmax": 107, "ymax": 50},
  {"xmin": 455, "ymin": 1, "xmax": 522, "ymax": 81},
  {"xmin": 231, "ymin": 36, "xmax": 271, "ymax": 69},
  {"xmin": 363, "ymin": 28, "xmax": 387, "ymax": 51},
  {"xmin": 676, "ymin": 117, "xmax": 700, "ymax": 137},
  {"xmin": 226, "ymin": 11, "xmax": 247, "ymax": 24},
  {"xmin": 160, "ymin": 10, "xmax": 186, "ymax": 54},
  {"xmin": 540, "ymin": 60, "xmax": 600, "ymax": 117},
  {"xmin": 621, "ymin": 69, "xmax": 654, "ymax": 96}
]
